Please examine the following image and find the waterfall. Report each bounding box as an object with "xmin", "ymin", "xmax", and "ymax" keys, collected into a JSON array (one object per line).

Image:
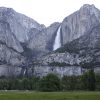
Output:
[
  {"xmin": 53, "ymin": 26, "xmax": 61, "ymax": 50},
  {"xmin": 23, "ymin": 69, "xmax": 26, "ymax": 75}
]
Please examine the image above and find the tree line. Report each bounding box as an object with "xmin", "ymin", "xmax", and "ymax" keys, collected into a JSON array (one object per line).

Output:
[{"xmin": 0, "ymin": 69, "xmax": 99, "ymax": 91}]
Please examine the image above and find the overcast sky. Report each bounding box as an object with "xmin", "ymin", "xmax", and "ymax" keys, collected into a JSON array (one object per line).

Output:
[{"xmin": 0, "ymin": 0, "xmax": 100, "ymax": 26}]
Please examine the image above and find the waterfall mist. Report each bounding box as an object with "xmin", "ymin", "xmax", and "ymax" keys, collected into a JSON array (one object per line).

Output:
[{"xmin": 53, "ymin": 26, "xmax": 61, "ymax": 50}]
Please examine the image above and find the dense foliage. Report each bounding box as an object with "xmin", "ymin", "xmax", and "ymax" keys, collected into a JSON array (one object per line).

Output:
[
  {"xmin": 39, "ymin": 74, "xmax": 61, "ymax": 91},
  {"xmin": 0, "ymin": 70, "xmax": 99, "ymax": 91}
]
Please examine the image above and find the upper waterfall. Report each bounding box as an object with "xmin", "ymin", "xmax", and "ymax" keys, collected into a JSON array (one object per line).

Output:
[{"xmin": 53, "ymin": 26, "xmax": 61, "ymax": 50}]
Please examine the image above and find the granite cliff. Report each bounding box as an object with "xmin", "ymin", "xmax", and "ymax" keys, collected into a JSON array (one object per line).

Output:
[{"xmin": 0, "ymin": 4, "xmax": 100, "ymax": 77}]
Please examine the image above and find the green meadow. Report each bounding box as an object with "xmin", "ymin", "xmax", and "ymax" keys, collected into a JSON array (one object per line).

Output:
[{"xmin": 0, "ymin": 91, "xmax": 100, "ymax": 100}]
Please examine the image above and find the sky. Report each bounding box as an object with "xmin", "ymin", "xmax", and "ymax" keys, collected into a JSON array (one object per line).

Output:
[{"xmin": 0, "ymin": 0, "xmax": 100, "ymax": 26}]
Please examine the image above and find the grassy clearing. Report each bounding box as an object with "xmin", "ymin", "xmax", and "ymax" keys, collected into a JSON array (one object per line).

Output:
[{"xmin": 0, "ymin": 91, "xmax": 100, "ymax": 100}]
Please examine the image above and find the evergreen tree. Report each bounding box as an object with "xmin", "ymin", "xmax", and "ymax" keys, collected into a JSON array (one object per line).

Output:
[{"xmin": 88, "ymin": 69, "xmax": 96, "ymax": 91}]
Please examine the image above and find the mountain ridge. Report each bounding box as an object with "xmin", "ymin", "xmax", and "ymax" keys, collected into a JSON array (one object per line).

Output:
[{"xmin": 0, "ymin": 4, "xmax": 100, "ymax": 77}]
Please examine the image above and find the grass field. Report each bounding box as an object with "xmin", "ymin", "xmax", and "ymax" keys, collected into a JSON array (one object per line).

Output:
[{"xmin": 0, "ymin": 91, "xmax": 100, "ymax": 100}]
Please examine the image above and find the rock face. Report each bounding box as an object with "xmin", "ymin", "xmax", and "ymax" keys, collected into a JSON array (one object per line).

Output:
[
  {"xmin": 56, "ymin": 24, "xmax": 100, "ymax": 65},
  {"xmin": 0, "ymin": 65, "xmax": 22, "ymax": 77},
  {"xmin": 0, "ymin": 20, "xmax": 23, "ymax": 52},
  {"xmin": 34, "ymin": 4, "xmax": 100, "ymax": 76},
  {"xmin": 0, "ymin": 7, "xmax": 44, "ymax": 76},
  {"xmin": 0, "ymin": 20, "xmax": 24, "ymax": 66},
  {"xmin": 0, "ymin": 7, "xmax": 44, "ymax": 42},
  {"xmin": 40, "ymin": 15, "xmax": 100, "ymax": 76},
  {"xmin": 0, "ymin": 21, "xmax": 24, "ymax": 77},
  {"xmin": 33, "ymin": 66, "xmax": 82, "ymax": 77},
  {"xmin": 0, "ymin": 4, "xmax": 100, "ymax": 77},
  {"xmin": 27, "ymin": 4, "xmax": 100, "ymax": 56},
  {"xmin": 28, "ymin": 22, "xmax": 60, "ymax": 57},
  {"xmin": 61, "ymin": 4, "xmax": 100, "ymax": 45}
]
